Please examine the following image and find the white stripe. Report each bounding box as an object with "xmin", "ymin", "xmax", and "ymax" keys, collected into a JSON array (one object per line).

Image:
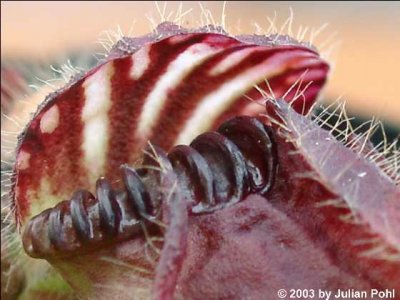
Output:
[
  {"xmin": 240, "ymin": 101, "xmax": 266, "ymax": 116},
  {"xmin": 208, "ymin": 46, "xmax": 260, "ymax": 76},
  {"xmin": 284, "ymin": 67, "xmax": 326, "ymax": 85},
  {"xmin": 16, "ymin": 150, "xmax": 31, "ymax": 171},
  {"xmin": 82, "ymin": 63, "xmax": 114, "ymax": 184},
  {"xmin": 130, "ymin": 45, "xmax": 150, "ymax": 80},
  {"xmin": 136, "ymin": 43, "xmax": 223, "ymax": 139},
  {"xmin": 168, "ymin": 34, "xmax": 195, "ymax": 45},
  {"xmin": 40, "ymin": 105, "xmax": 60, "ymax": 134},
  {"xmin": 175, "ymin": 52, "xmax": 312, "ymax": 145}
]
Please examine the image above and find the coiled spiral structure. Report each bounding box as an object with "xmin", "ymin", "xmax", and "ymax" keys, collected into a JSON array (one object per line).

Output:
[{"xmin": 23, "ymin": 116, "xmax": 277, "ymax": 259}]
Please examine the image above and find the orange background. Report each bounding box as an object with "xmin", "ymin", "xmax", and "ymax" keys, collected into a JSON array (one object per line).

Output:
[{"xmin": 1, "ymin": 1, "xmax": 399, "ymax": 125}]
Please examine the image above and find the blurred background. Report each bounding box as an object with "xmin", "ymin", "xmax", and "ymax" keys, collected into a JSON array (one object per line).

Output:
[{"xmin": 1, "ymin": 1, "xmax": 400, "ymax": 139}]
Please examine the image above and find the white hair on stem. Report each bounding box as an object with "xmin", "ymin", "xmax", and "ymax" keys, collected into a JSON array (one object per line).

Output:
[{"xmin": 99, "ymin": 256, "xmax": 153, "ymax": 275}]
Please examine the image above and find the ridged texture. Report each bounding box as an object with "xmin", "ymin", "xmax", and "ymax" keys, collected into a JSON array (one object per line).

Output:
[{"xmin": 23, "ymin": 116, "xmax": 276, "ymax": 258}]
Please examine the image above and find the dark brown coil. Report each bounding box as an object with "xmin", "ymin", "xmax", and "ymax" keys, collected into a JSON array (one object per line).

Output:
[{"xmin": 23, "ymin": 116, "xmax": 277, "ymax": 258}]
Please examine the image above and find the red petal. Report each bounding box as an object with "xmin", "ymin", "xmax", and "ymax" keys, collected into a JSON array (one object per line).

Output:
[{"xmin": 13, "ymin": 24, "xmax": 329, "ymax": 225}]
